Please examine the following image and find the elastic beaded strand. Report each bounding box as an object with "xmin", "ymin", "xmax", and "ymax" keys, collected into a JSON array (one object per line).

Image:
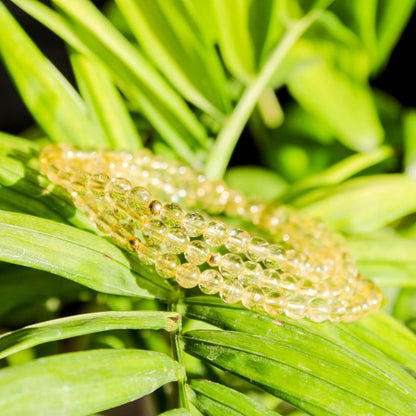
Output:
[{"xmin": 39, "ymin": 144, "xmax": 383, "ymax": 323}]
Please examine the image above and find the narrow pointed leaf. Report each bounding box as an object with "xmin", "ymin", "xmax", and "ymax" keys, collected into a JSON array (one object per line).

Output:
[
  {"xmin": 0, "ymin": 210, "xmax": 175, "ymax": 301},
  {"xmin": 0, "ymin": 349, "xmax": 184, "ymax": 416},
  {"xmin": 158, "ymin": 410, "xmax": 190, "ymax": 416},
  {"xmin": 0, "ymin": 3, "xmax": 95, "ymax": 147},
  {"xmin": 190, "ymin": 379, "xmax": 282, "ymax": 416}
]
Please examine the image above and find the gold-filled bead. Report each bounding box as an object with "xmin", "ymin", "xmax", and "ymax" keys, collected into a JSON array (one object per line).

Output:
[
  {"xmin": 199, "ymin": 270, "xmax": 224, "ymax": 295},
  {"xmin": 155, "ymin": 254, "xmax": 181, "ymax": 279},
  {"xmin": 185, "ymin": 240, "xmax": 210, "ymax": 265},
  {"xmin": 175, "ymin": 263, "xmax": 200, "ymax": 288},
  {"xmin": 207, "ymin": 251, "xmax": 222, "ymax": 267},
  {"xmin": 148, "ymin": 200, "xmax": 163, "ymax": 216},
  {"xmin": 203, "ymin": 220, "xmax": 227, "ymax": 247}
]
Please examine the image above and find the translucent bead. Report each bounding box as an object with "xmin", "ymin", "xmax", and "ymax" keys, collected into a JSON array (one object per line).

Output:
[
  {"xmin": 241, "ymin": 286, "xmax": 263, "ymax": 310},
  {"xmin": 243, "ymin": 198, "xmax": 264, "ymax": 224},
  {"xmin": 207, "ymin": 251, "xmax": 222, "ymax": 267},
  {"xmin": 57, "ymin": 167, "xmax": 74, "ymax": 185},
  {"xmin": 297, "ymin": 279, "xmax": 317, "ymax": 297},
  {"xmin": 88, "ymin": 173, "xmax": 110, "ymax": 197},
  {"xmin": 107, "ymin": 178, "xmax": 131, "ymax": 202},
  {"xmin": 175, "ymin": 263, "xmax": 200, "ymax": 288},
  {"xmin": 93, "ymin": 210, "xmax": 118, "ymax": 234},
  {"xmin": 307, "ymin": 298, "xmax": 330, "ymax": 322},
  {"xmin": 155, "ymin": 254, "xmax": 180, "ymax": 279},
  {"xmin": 110, "ymin": 224, "xmax": 134, "ymax": 247},
  {"xmin": 328, "ymin": 301, "xmax": 347, "ymax": 323},
  {"xmin": 160, "ymin": 202, "xmax": 184, "ymax": 226},
  {"xmin": 142, "ymin": 219, "xmax": 167, "ymax": 246},
  {"xmin": 263, "ymin": 291, "xmax": 287, "ymax": 315},
  {"xmin": 128, "ymin": 186, "xmax": 151, "ymax": 214},
  {"xmin": 219, "ymin": 253, "xmax": 243, "ymax": 279},
  {"xmin": 278, "ymin": 273, "xmax": 298, "ymax": 291},
  {"xmin": 182, "ymin": 211, "xmax": 206, "ymax": 237},
  {"xmin": 281, "ymin": 249, "xmax": 306, "ymax": 275},
  {"xmin": 70, "ymin": 170, "xmax": 90, "ymax": 194},
  {"xmin": 199, "ymin": 270, "xmax": 223, "ymax": 295},
  {"xmin": 225, "ymin": 228, "xmax": 250, "ymax": 253},
  {"xmin": 263, "ymin": 244, "xmax": 285, "ymax": 269},
  {"xmin": 285, "ymin": 295, "xmax": 307, "ymax": 319},
  {"xmin": 163, "ymin": 226, "xmax": 189, "ymax": 254},
  {"xmin": 246, "ymin": 236, "xmax": 269, "ymax": 263},
  {"xmin": 137, "ymin": 245, "xmax": 159, "ymax": 265},
  {"xmin": 238, "ymin": 261, "xmax": 263, "ymax": 287},
  {"xmin": 198, "ymin": 180, "xmax": 229, "ymax": 214},
  {"xmin": 224, "ymin": 189, "xmax": 246, "ymax": 217},
  {"xmin": 184, "ymin": 240, "xmax": 210, "ymax": 265},
  {"xmin": 203, "ymin": 220, "xmax": 227, "ymax": 247},
  {"xmin": 148, "ymin": 200, "xmax": 162, "ymax": 216},
  {"xmin": 259, "ymin": 269, "xmax": 280, "ymax": 290},
  {"xmin": 220, "ymin": 280, "xmax": 243, "ymax": 304}
]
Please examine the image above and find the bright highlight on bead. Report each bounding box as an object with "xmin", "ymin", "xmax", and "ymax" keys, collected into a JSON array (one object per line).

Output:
[{"xmin": 39, "ymin": 144, "xmax": 383, "ymax": 323}]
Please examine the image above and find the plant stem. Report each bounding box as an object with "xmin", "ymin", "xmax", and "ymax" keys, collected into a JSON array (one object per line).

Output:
[
  {"xmin": 169, "ymin": 300, "xmax": 190, "ymax": 411},
  {"xmin": 204, "ymin": 10, "xmax": 321, "ymax": 179}
]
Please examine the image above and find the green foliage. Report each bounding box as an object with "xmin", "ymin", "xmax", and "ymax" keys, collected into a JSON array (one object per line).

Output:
[{"xmin": 0, "ymin": 0, "xmax": 415, "ymax": 415}]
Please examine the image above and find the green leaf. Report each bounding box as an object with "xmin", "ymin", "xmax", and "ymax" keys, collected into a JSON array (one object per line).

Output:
[
  {"xmin": 0, "ymin": 3, "xmax": 95, "ymax": 147},
  {"xmin": 293, "ymin": 175, "xmax": 416, "ymax": 233},
  {"xmin": 288, "ymin": 59, "xmax": 383, "ymax": 152},
  {"xmin": 0, "ymin": 349, "xmax": 184, "ymax": 416},
  {"xmin": 0, "ymin": 311, "xmax": 180, "ymax": 359},
  {"xmin": 158, "ymin": 409, "xmax": 190, "ymax": 416},
  {"xmin": 70, "ymin": 52, "xmax": 142, "ymax": 150},
  {"xmin": 185, "ymin": 298, "xmax": 416, "ymax": 407},
  {"xmin": 190, "ymin": 379, "xmax": 282, "ymax": 416},
  {"xmin": 225, "ymin": 166, "xmax": 286, "ymax": 200},
  {"xmin": 347, "ymin": 235, "xmax": 416, "ymax": 287},
  {"xmin": 115, "ymin": 0, "xmax": 230, "ymax": 118},
  {"xmin": 184, "ymin": 328, "xmax": 416, "ymax": 416},
  {"xmin": 404, "ymin": 109, "xmax": 416, "ymax": 178},
  {"xmin": 374, "ymin": 0, "xmax": 416, "ymax": 72},
  {"xmin": 0, "ymin": 210, "xmax": 175, "ymax": 301}
]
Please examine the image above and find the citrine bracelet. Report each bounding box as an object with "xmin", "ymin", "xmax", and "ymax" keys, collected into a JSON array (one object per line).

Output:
[{"xmin": 40, "ymin": 144, "xmax": 382, "ymax": 323}]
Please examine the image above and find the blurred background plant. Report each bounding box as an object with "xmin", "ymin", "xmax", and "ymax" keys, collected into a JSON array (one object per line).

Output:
[{"xmin": 0, "ymin": 1, "xmax": 416, "ymax": 415}]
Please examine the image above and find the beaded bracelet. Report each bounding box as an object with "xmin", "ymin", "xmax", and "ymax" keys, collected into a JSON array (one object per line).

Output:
[{"xmin": 39, "ymin": 144, "xmax": 382, "ymax": 323}]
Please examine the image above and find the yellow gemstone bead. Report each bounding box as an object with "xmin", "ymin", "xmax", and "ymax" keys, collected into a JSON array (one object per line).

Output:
[
  {"xmin": 128, "ymin": 186, "xmax": 151, "ymax": 214},
  {"xmin": 225, "ymin": 228, "xmax": 250, "ymax": 253},
  {"xmin": 198, "ymin": 180, "xmax": 229, "ymax": 214},
  {"xmin": 199, "ymin": 270, "xmax": 224, "ymax": 295},
  {"xmin": 184, "ymin": 240, "xmax": 210, "ymax": 265},
  {"xmin": 160, "ymin": 202, "xmax": 184, "ymax": 226},
  {"xmin": 182, "ymin": 211, "xmax": 206, "ymax": 237},
  {"xmin": 263, "ymin": 244, "xmax": 285, "ymax": 269},
  {"xmin": 88, "ymin": 173, "xmax": 110, "ymax": 197},
  {"xmin": 107, "ymin": 177, "xmax": 131, "ymax": 202},
  {"xmin": 263, "ymin": 291, "xmax": 287, "ymax": 315},
  {"xmin": 241, "ymin": 285, "xmax": 263, "ymax": 310},
  {"xmin": 246, "ymin": 236, "xmax": 269, "ymax": 263},
  {"xmin": 285, "ymin": 295, "xmax": 307, "ymax": 319},
  {"xmin": 307, "ymin": 298, "xmax": 330, "ymax": 323},
  {"xmin": 155, "ymin": 253, "xmax": 181, "ymax": 279},
  {"xmin": 203, "ymin": 220, "xmax": 227, "ymax": 247},
  {"xmin": 238, "ymin": 261, "xmax": 263, "ymax": 287},
  {"xmin": 142, "ymin": 219, "xmax": 167, "ymax": 246},
  {"xmin": 219, "ymin": 280, "xmax": 243, "ymax": 304},
  {"xmin": 175, "ymin": 263, "xmax": 200, "ymax": 288},
  {"xmin": 259, "ymin": 269, "xmax": 280, "ymax": 290},
  {"xmin": 110, "ymin": 224, "xmax": 134, "ymax": 247},
  {"xmin": 163, "ymin": 226, "xmax": 189, "ymax": 254},
  {"xmin": 219, "ymin": 253, "xmax": 243, "ymax": 279},
  {"xmin": 137, "ymin": 245, "xmax": 159, "ymax": 265},
  {"xmin": 224, "ymin": 189, "xmax": 246, "ymax": 217}
]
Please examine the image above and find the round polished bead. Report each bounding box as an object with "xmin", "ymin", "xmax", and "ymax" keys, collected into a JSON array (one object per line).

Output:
[
  {"xmin": 160, "ymin": 202, "xmax": 184, "ymax": 226},
  {"xmin": 238, "ymin": 261, "xmax": 263, "ymax": 287},
  {"xmin": 220, "ymin": 280, "xmax": 243, "ymax": 304},
  {"xmin": 70, "ymin": 170, "xmax": 90, "ymax": 194},
  {"xmin": 184, "ymin": 240, "xmax": 210, "ymax": 265},
  {"xmin": 199, "ymin": 270, "xmax": 224, "ymax": 295},
  {"xmin": 224, "ymin": 189, "xmax": 246, "ymax": 217},
  {"xmin": 219, "ymin": 253, "xmax": 243, "ymax": 279},
  {"xmin": 56, "ymin": 167, "xmax": 74, "ymax": 185},
  {"xmin": 137, "ymin": 245, "xmax": 159, "ymax": 265},
  {"xmin": 155, "ymin": 254, "xmax": 181, "ymax": 279},
  {"xmin": 285, "ymin": 295, "xmax": 307, "ymax": 319},
  {"xmin": 88, "ymin": 173, "xmax": 110, "ymax": 197},
  {"xmin": 182, "ymin": 211, "xmax": 206, "ymax": 237},
  {"xmin": 263, "ymin": 291, "xmax": 287, "ymax": 315},
  {"xmin": 278, "ymin": 273, "xmax": 298, "ymax": 291},
  {"xmin": 109, "ymin": 224, "xmax": 134, "ymax": 247},
  {"xmin": 259, "ymin": 269, "xmax": 280, "ymax": 290},
  {"xmin": 246, "ymin": 236, "xmax": 269, "ymax": 263},
  {"xmin": 307, "ymin": 298, "xmax": 330, "ymax": 322},
  {"xmin": 93, "ymin": 210, "xmax": 118, "ymax": 234},
  {"xmin": 241, "ymin": 285, "xmax": 264, "ymax": 310},
  {"xmin": 128, "ymin": 186, "xmax": 151, "ymax": 213},
  {"xmin": 148, "ymin": 199, "xmax": 163, "ymax": 216},
  {"xmin": 142, "ymin": 219, "xmax": 167, "ymax": 246},
  {"xmin": 198, "ymin": 180, "xmax": 229, "ymax": 214},
  {"xmin": 207, "ymin": 251, "xmax": 222, "ymax": 267},
  {"xmin": 263, "ymin": 244, "xmax": 286, "ymax": 269},
  {"xmin": 175, "ymin": 263, "xmax": 200, "ymax": 288},
  {"xmin": 163, "ymin": 226, "xmax": 189, "ymax": 254},
  {"xmin": 107, "ymin": 177, "xmax": 131, "ymax": 202},
  {"xmin": 203, "ymin": 220, "xmax": 227, "ymax": 247},
  {"xmin": 225, "ymin": 228, "xmax": 250, "ymax": 253}
]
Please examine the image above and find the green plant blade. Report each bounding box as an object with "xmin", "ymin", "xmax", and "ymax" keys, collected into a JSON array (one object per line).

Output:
[
  {"xmin": 189, "ymin": 379, "xmax": 282, "ymax": 416},
  {"xmin": 0, "ymin": 349, "xmax": 184, "ymax": 416},
  {"xmin": 49, "ymin": 0, "xmax": 206, "ymax": 161},
  {"xmin": 294, "ymin": 174, "xmax": 416, "ymax": 233},
  {"xmin": 404, "ymin": 109, "xmax": 416, "ymax": 178},
  {"xmin": 185, "ymin": 298, "xmax": 416, "ymax": 403},
  {"xmin": 115, "ymin": 0, "xmax": 230, "ymax": 118},
  {"xmin": 70, "ymin": 52, "xmax": 142, "ymax": 150},
  {"xmin": 0, "ymin": 210, "xmax": 175, "ymax": 301},
  {"xmin": 184, "ymin": 328, "xmax": 416, "ymax": 416},
  {"xmin": 0, "ymin": 311, "xmax": 180, "ymax": 359},
  {"xmin": 0, "ymin": 3, "xmax": 95, "ymax": 147},
  {"xmin": 288, "ymin": 60, "xmax": 383, "ymax": 152},
  {"xmin": 158, "ymin": 410, "xmax": 190, "ymax": 416}
]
